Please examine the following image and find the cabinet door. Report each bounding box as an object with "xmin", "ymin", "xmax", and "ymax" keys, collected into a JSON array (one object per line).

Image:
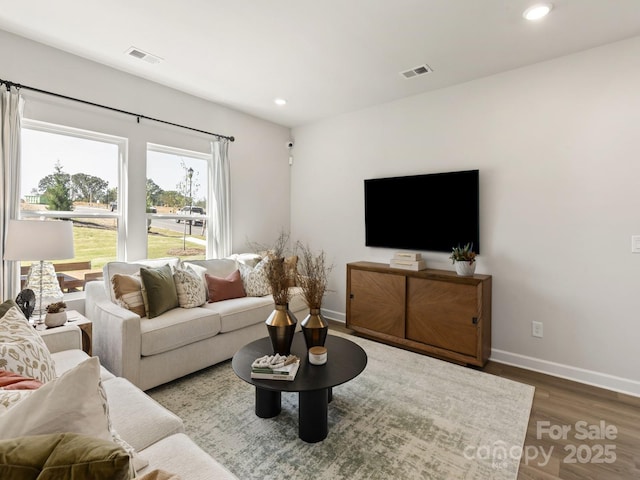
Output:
[
  {"xmin": 406, "ymin": 277, "xmax": 479, "ymax": 356},
  {"xmin": 348, "ymin": 269, "xmax": 405, "ymax": 337}
]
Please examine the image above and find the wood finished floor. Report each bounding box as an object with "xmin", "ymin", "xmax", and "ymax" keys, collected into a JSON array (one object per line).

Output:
[{"xmin": 328, "ymin": 322, "xmax": 640, "ymax": 480}]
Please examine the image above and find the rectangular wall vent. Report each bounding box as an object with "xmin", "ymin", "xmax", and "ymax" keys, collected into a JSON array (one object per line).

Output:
[
  {"xmin": 400, "ymin": 64, "xmax": 433, "ymax": 79},
  {"xmin": 125, "ymin": 47, "xmax": 163, "ymax": 64}
]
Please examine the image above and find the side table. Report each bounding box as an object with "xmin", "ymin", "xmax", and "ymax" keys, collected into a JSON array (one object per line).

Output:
[
  {"xmin": 38, "ymin": 310, "xmax": 93, "ymax": 356},
  {"xmin": 65, "ymin": 310, "xmax": 92, "ymax": 356}
]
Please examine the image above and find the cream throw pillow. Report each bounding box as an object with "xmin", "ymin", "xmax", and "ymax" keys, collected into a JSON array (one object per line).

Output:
[
  {"xmin": 0, "ymin": 306, "xmax": 56, "ymax": 383},
  {"xmin": 173, "ymin": 266, "xmax": 206, "ymax": 308},
  {"xmin": 0, "ymin": 356, "xmax": 147, "ymax": 474},
  {"xmin": 0, "ymin": 357, "xmax": 111, "ymax": 440},
  {"xmin": 238, "ymin": 257, "xmax": 271, "ymax": 297}
]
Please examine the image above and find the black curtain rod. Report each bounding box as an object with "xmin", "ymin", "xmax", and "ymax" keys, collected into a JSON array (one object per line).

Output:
[{"xmin": 0, "ymin": 78, "xmax": 235, "ymax": 142}]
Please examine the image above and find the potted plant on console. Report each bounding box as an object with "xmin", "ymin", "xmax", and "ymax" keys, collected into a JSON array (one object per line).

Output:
[
  {"xmin": 296, "ymin": 242, "xmax": 334, "ymax": 349},
  {"xmin": 450, "ymin": 243, "xmax": 477, "ymax": 277}
]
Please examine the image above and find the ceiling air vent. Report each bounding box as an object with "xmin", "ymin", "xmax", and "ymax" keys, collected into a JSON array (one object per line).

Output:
[
  {"xmin": 400, "ymin": 64, "xmax": 433, "ymax": 79},
  {"xmin": 125, "ymin": 47, "xmax": 163, "ymax": 64}
]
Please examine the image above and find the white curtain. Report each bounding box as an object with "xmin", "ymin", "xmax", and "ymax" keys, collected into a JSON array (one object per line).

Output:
[
  {"xmin": 0, "ymin": 84, "xmax": 24, "ymax": 299},
  {"xmin": 210, "ymin": 138, "xmax": 231, "ymax": 258}
]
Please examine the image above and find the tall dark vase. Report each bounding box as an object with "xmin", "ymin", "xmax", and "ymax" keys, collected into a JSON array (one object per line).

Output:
[
  {"xmin": 301, "ymin": 308, "xmax": 328, "ymax": 349},
  {"xmin": 265, "ymin": 304, "xmax": 297, "ymax": 355}
]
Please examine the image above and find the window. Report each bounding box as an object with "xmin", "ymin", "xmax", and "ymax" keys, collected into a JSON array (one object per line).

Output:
[
  {"xmin": 20, "ymin": 120, "xmax": 126, "ymax": 290},
  {"xmin": 146, "ymin": 144, "xmax": 211, "ymax": 261}
]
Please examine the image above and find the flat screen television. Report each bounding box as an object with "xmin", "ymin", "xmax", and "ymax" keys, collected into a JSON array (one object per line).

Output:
[{"xmin": 364, "ymin": 169, "xmax": 480, "ymax": 253}]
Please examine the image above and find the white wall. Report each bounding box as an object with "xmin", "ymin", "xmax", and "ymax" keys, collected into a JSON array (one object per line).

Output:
[
  {"xmin": 0, "ymin": 29, "xmax": 293, "ymax": 257},
  {"xmin": 291, "ymin": 36, "xmax": 640, "ymax": 395}
]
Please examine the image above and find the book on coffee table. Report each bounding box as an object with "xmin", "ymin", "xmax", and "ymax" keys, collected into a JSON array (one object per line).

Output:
[{"xmin": 251, "ymin": 360, "xmax": 300, "ymax": 381}]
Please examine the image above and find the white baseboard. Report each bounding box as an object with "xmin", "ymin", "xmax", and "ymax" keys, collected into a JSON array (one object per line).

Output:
[
  {"xmin": 321, "ymin": 308, "xmax": 345, "ymax": 323},
  {"xmin": 320, "ymin": 311, "xmax": 640, "ymax": 397},
  {"xmin": 490, "ymin": 349, "xmax": 640, "ymax": 398}
]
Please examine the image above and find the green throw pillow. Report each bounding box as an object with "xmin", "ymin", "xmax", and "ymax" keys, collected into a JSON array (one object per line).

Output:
[
  {"xmin": 0, "ymin": 299, "xmax": 19, "ymax": 319},
  {"xmin": 140, "ymin": 265, "xmax": 179, "ymax": 319},
  {"xmin": 0, "ymin": 432, "xmax": 131, "ymax": 480}
]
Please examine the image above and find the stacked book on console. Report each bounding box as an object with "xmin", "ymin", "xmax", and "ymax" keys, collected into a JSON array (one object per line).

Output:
[
  {"xmin": 250, "ymin": 354, "xmax": 300, "ymax": 381},
  {"xmin": 390, "ymin": 252, "xmax": 427, "ymax": 271}
]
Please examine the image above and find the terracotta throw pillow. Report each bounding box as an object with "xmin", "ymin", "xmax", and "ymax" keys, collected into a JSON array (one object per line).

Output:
[
  {"xmin": 111, "ymin": 273, "xmax": 146, "ymax": 317},
  {"xmin": 205, "ymin": 270, "xmax": 247, "ymax": 302},
  {"xmin": 0, "ymin": 369, "xmax": 43, "ymax": 390}
]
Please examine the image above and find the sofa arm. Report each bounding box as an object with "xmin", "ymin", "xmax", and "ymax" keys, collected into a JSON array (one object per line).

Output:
[
  {"xmin": 39, "ymin": 324, "xmax": 82, "ymax": 353},
  {"xmin": 85, "ymin": 281, "xmax": 142, "ymax": 386}
]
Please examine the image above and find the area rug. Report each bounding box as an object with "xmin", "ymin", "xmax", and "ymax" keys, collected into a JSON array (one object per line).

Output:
[{"xmin": 148, "ymin": 332, "xmax": 534, "ymax": 480}]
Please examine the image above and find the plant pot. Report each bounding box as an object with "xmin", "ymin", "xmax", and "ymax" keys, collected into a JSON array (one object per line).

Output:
[
  {"xmin": 265, "ymin": 304, "xmax": 297, "ymax": 355},
  {"xmin": 301, "ymin": 308, "xmax": 329, "ymax": 349},
  {"xmin": 454, "ymin": 261, "xmax": 476, "ymax": 277},
  {"xmin": 44, "ymin": 310, "xmax": 67, "ymax": 328}
]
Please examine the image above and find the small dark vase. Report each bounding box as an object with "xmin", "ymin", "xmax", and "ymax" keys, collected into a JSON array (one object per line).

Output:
[
  {"xmin": 301, "ymin": 308, "xmax": 329, "ymax": 349},
  {"xmin": 265, "ymin": 304, "xmax": 297, "ymax": 355}
]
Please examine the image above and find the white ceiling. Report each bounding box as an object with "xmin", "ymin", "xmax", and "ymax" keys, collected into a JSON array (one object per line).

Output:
[{"xmin": 1, "ymin": 0, "xmax": 640, "ymax": 128}]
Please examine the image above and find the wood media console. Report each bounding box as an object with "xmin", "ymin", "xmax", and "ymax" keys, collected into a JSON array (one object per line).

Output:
[{"xmin": 346, "ymin": 261, "xmax": 491, "ymax": 367}]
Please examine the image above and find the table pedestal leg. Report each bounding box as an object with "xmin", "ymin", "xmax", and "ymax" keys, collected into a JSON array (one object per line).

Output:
[
  {"xmin": 299, "ymin": 389, "xmax": 328, "ymax": 443},
  {"xmin": 255, "ymin": 388, "xmax": 281, "ymax": 418}
]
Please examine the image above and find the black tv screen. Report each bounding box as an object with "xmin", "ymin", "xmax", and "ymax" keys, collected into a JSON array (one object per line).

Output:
[{"xmin": 364, "ymin": 169, "xmax": 480, "ymax": 253}]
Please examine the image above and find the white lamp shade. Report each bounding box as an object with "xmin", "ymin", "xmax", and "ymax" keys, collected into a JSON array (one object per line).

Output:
[{"xmin": 3, "ymin": 220, "xmax": 75, "ymax": 261}]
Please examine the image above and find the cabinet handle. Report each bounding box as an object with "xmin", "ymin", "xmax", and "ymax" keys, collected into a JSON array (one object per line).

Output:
[
  {"xmin": 350, "ymin": 293, "xmax": 354, "ymax": 299},
  {"xmin": 472, "ymin": 317, "xmax": 478, "ymax": 325}
]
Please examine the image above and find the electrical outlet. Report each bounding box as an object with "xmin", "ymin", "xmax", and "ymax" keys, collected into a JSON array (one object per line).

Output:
[{"xmin": 532, "ymin": 321, "xmax": 543, "ymax": 338}]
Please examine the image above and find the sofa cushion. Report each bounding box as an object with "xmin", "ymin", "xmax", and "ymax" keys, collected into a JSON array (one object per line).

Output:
[
  {"xmin": 51, "ymin": 349, "xmax": 115, "ymax": 382},
  {"xmin": 174, "ymin": 266, "xmax": 206, "ymax": 308},
  {"xmin": 103, "ymin": 377, "xmax": 184, "ymax": 452},
  {"xmin": 112, "ymin": 273, "xmax": 146, "ymax": 317},
  {"xmin": 138, "ymin": 433, "xmax": 238, "ymax": 480},
  {"xmin": 0, "ymin": 306, "xmax": 57, "ymax": 383},
  {"xmin": 0, "ymin": 432, "xmax": 131, "ymax": 480},
  {"xmin": 103, "ymin": 257, "xmax": 181, "ymax": 303},
  {"xmin": 140, "ymin": 307, "xmax": 221, "ymax": 356},
  {"xmin": 140, "ymin": 265, "xmax": 179, "ymax": 319},
  {"xmin": 205, "ymin": 270, "xmax": 246, "ymax": 302},
  {"xmin": 203, "ymin": 296, "xmax": 273, "ymax": 333},
  {"xmin": 184, "ymin": 258, "xmax": 238, "ymax": 278}
]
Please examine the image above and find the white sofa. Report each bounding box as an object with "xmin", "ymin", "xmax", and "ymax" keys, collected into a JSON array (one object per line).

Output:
[
  {"xmin": 41, "ymin": 324, "xmax": 237, "ymax": 479},
  {"xmin": 85, "ymin": 256, "xmax": 307, "ymax": 390}
]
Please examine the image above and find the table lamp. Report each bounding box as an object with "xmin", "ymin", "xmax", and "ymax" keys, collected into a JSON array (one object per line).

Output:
[{"xmin": 3, "ymin": 219, "xmax": 75, "ymax": 323}]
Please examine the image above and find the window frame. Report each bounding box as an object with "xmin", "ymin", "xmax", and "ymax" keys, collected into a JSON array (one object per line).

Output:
[
  {"xmin": 20, "ymin": 118, "xmax": 128, "ymax": 261},
  {"xmin": 146, "ymin": 142, "xmax": 214, "ymax": 258}
]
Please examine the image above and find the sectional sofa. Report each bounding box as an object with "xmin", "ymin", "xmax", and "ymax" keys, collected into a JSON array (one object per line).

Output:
[{"xmin": 0, "ymin": 307, "xmax": 237, "ymax": 479}]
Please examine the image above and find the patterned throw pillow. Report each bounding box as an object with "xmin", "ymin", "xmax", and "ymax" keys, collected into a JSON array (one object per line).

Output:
[
  {"xmin": 238, "ymin": 257, "xmax": 272, "ymax": 297},
  {"xmin": 0, "ymin": 306, "xmax": 56, "ymax": 383},
  {"xmin": 174, "ymin": 267, "xmax": 207, "ymax": 308},
  {"xmin": 111, "ymin": 273, "xmax": 146, "ymax": 317}
]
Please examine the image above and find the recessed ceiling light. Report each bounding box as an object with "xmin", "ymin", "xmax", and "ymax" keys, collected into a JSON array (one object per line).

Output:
[
  {"xmin": 274, "ymin": 98, "xmax": 287, "ymax": 106},
  {"xmin": 523, "ymin": 3, "xmax": 553, "ymax": 21}
]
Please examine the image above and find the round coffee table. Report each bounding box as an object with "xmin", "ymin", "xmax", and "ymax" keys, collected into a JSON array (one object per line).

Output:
[{"xmin": 232, "ymin": 332, "xmax": 367, "ymax": 443}]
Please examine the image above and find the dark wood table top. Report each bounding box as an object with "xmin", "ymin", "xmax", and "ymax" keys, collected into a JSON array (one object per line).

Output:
[{"xmin": 232, "ymin": 332, "xmax": 367, "ymax": 393}]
